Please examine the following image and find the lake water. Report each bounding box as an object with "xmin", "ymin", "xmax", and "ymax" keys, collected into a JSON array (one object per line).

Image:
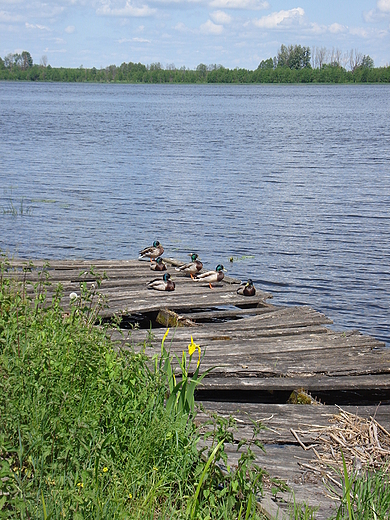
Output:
[{"xmin": 1, "ymin": 81, "xmax": 389, "ymax": 346}]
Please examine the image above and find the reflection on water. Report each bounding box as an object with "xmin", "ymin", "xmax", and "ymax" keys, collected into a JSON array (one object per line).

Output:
[{"xmin": 1, "ymin": 82, "xmax": 389, "ymax": 345}]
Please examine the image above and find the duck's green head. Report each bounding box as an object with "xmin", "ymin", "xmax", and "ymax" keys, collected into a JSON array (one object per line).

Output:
[
  {"xmin": 153, "ymin": 240, "xmax": 161, "ymax": 247},
  {"xmin": 190, "ymin": 253, "xmax": 198, "ymax": 261},
  {"xmin": 216, "ymin": 264, "xmax": 225, "ymax": 272},
  {"xmin": 163, "ymin": 273, "xmax": 171, "ymax": 281},
  {"xmin": 246, "ymin": 279, "xmax": 253, "ymax": 286},
  {"xmin": 156, "ymin": 257, "xmax": 163, "ymax": 264}
]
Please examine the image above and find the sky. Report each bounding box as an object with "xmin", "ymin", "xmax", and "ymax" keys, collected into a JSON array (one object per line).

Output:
[{"xmin": 1, "ymin": 0, "xmax": 390, "ymax": 70}]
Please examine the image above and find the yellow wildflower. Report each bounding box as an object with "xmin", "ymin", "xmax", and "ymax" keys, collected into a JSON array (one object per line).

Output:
[
  {"xmin": 77, "ymin": 482, "xmax": 84, "ymax": 488},
  {"xmin": 103, "ymin": 467, "xmax": 108, "ymax": 473},
  {"xmin": 128, "ymin": 493, "xmax": 133, "ymax": 499},
  {"xmin": 188, "ymin": 336, "xmax": 201, "ymax": 366}
]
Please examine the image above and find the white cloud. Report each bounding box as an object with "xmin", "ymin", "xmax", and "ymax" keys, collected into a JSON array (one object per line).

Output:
[
  {"xmin": 253, "ymin": 7, "xmax": 304, "ymax": 29},
  {"xmin": 329, "ymin": 23, "xmax": 346, "ymax": 34},
  {"xmin": 25, "ymin": 22, "xmax": 51, "ymax": 30},
  {"xmin": 132, "ymin": 36, "xmax": 151, "ymax": 41},
  {"xmin": 209, "ymin": 0, "xmax": 268, "ymax": 10},
  {"xmin": 364, "ymin": 2, "xmax": 390, "ymax": 22},
  {"xmin": 349, "ymin": 27, "xmax": 369, "ymax": 38},
  {"xmin": 210, "ymin": 10, "xmax": 231, "ymax": 24},
  {"xmin": 174, "ymin": 21, "xmax": 188, "ymax": 31},
  {"xmin": 65, "ymin": 25, "xmax": 75, "ymax": 33},
  {"xmin": 363, "ymin": 9, "xmax": 378, "ymax": 23},
  {"xmin": 308, "ymin": 22, "xmax": 348, "ymax": 35},
  {"xmin": 308, "ymin": 22, "xmax": 326, "ymax": 34},
  {"xmin": 377, "ymin": 0, "xmax": 390, "ymax": 13},
  {"xmin": 0, "ymin": 10, "xmax": 24, "ymax": 22},
  {"xmin": 96, "ymin": 1, "xmax": 156, "ymax": 17},
  {"xmin": 200, "ymin": 19, "xmax": 223, "ymax": 33},
  {"xmin": 43, "ymin": 48, "xmax": 67, "ymax": 54}
]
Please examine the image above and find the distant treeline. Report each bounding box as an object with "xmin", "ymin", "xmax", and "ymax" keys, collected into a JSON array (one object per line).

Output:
[{"xmin": 1, "ymin": 46, "xmax": 389, "ymax": 84}]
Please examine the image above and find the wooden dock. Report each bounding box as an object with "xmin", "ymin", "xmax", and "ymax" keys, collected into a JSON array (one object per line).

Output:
[{"xmin": 6, "ymin": 258, "xmax": 390, "ymax": 519}]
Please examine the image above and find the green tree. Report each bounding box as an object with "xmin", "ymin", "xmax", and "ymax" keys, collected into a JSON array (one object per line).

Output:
[
  {"xmin": 257, "ymin": 58, "xmax": 273, "ymax": 70},
  {"xmin": 196, "ymin": 63, "xmax": 207, "ymax": 80},
  {"xmin": 361, "ymin": 55, "xmax": 374, "ymax": 69},
  {"xmin": 276, "ymin": 44, "xmax": 311, "ymax": 69},
  {"xmin": 21, "ymin": 51, "xmax": 33, "ymax": 69}
]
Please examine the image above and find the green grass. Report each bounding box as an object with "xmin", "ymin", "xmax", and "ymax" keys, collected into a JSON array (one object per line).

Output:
[
  {"xmin": 0, "ymin": 253, "xmax": 266, "ymax": 519},
  {"xmin": 330, "ymin": 453, "xmax": 390, "ymax": 520}
]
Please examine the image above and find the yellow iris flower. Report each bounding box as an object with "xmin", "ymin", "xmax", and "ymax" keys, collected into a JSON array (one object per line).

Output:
[{"xmin": 188, "ymin": 336, "xmax": 201, "ymax": 366}]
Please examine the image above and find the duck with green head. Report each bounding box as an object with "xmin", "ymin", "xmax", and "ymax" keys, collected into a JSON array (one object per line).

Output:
[
  {"xmin": 150, "ymin": 256, "xmax": 167, "ymax": 271},
  {"xmin": 175, "ymin": 253, "xmax": 203, "ymax": 278},
  {"xmin": 139, "ymin": 240, "xmax": 164, "ymax": 261},
  {"xmin": 147, "ymin": 273, "xmax": 175, "ymax": 291},
  {"xmin": 237, "ymin": 279, "xmax": 256, "ymax": 296},
  {"xmin": 194, "ymin": 264, "xmax": 225, "ymax": 289}
]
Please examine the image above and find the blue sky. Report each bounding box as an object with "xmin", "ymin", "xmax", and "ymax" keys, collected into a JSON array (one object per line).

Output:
[{"xmin": 1, "ymin": 0, "xmax": 389, "ymax": 69}]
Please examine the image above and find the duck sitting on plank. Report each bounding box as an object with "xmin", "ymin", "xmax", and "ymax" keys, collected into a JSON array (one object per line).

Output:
[
  {"xmin": 193, "ymin": 264, "xmax": 225, "ymax": 289},
  {"xmin": 237, "ymin": 279, "xmax": 256, "ymax": 296},
  {"xmin": 147, "ymin": 273, "xmax": 175, "ymax": 291},
  {"xmin": 150, "ymin": 256, "xmax": 167, "ymax": 271}
]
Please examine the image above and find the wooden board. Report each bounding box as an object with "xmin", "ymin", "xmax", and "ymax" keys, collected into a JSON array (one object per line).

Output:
[
  {"xmin": 195, "ymin": 402, "xmax": 390, "ymax": 444},
  {"xmin": 119, "ymin": 316, "xmax": 389, "ymax": 394},
  {"xmin": 196, "ymin": 402, "xmax": 390, "ymax": 520},
  {"xmin": 5, "ymin": 258, "xmax": 273, "ymax": 317}
]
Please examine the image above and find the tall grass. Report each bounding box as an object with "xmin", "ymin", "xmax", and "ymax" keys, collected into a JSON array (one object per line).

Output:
[
  {"xmin": 0, "ymin": 254, "xmax": 266, "ymax": 519},
  {"xmin": 331, "ymin": 453, "xmax": 390, "ymax": 520}
]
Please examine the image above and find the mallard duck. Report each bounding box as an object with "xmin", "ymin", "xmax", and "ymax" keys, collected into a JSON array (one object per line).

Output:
[
  {"xmin": 175, "ymin": 253, "xmax": 203, "ymax": 278},
  {"xmin": 237, "ymin": 279, "xmax": 256, "ymax": 296},
  {"xmin": 139, "ymin": 240, "xmax": 164, "ymax": 261},
  {"xmin": 194, "ymin": 264, "xmax": 225, "ymax": 289},
  {"xmin": 147, "ymin": 273, "xmax": 175, "ymax": 291},
  {"xmin": 150, "ymin": 256, "xmax": 167, "ymax": 271}
]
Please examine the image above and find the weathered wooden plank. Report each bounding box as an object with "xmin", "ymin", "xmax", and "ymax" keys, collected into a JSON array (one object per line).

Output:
[
  {"xmin": 197, "ymin": 373, "xmax": 390, "ymax": 391},
  {"xmin": 196, "ymin": 401, "xmax": 390, "ymax": 519},
  {"xmin": 202, "ymin": 347, "xmax": 388, "ymax": 375},
  {"xmin": 162, "ymin": 303, "xmax": 277, "ymax": 321},
  {"xmin": 15, "ymin": 284, "xmax": 271, "ymax": 317},
  {"xmin": 99, "ymin": 291, "xmax": 271, "ymax": 316},
  {"xmin": 195, "ymin": 402, "xmax": 390, "ymax": 443},
  {"xmin": 7, "ymin": 264, "xmax": 273, "ymax": 317},
  {"xmin": 6, "ymin": 258, "xmax": 244, "ymax": 285},
  {"xmin": 124, "ymin": 326, "xmax": 332, "ymax": 350},
  {"xmin": 198, "ymin": 439, "xmax": 336, "ymax": 520},
  {"xmin": 258, "ymin": 493, "xmax": 289, "ymax": 520},
  {"xmin": 126, "ymin": 326, "xmax": 380, "ymax": 352},
  {"xmin": 119, "ymin": 305, "xmax": 332, "ymax": 332},
  {"xmin": 125, "ymin": 341, "xmax": 388, "ymax": 379}
]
